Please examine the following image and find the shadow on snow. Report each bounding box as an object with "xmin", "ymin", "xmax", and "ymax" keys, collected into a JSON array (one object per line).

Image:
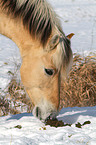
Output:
[
  {"xmin": 57, "ymin": 106, "xmax": 96, "ymax": 124},
  {"xmin": 6, "ymin": 106, "xmax": 96, "ymax": 124},
  {"xmin": 7, "ymin": 112, "xmax": 33, "ymax": 121}
]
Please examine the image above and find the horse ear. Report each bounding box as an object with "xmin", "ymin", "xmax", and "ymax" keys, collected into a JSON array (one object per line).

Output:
[
  {"xmin": 66, "ymin": 33, "xmax": 74, "ymax": 39},
  {"xmin": 46, "ymin": 35, "xmax": 60, "ymax": 51}
]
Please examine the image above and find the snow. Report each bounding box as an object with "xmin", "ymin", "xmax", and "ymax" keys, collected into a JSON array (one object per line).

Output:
[
  {"xmin": 0, "ymin": 35, "xmax": 21, "ymax": 90},
  {"xmin": 0, "ymin": 0, "xmax": 96, "ymax": 144},
  {"xmin": 0, "ymin": 106, "xmax": 96, "ymax": 145}
]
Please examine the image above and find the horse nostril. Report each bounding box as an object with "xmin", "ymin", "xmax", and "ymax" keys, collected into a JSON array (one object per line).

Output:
[
  {"xmin": 36, "ymin": 107, "xmax": 41, "ymax": 119},
  {"xmin": 36, "ymin": 107, "xmax": 39, "ymax": 117}
]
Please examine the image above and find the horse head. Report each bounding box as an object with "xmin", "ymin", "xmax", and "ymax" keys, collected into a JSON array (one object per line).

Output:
[
  {"xmin": 20, "ymin": 31, "xmax": 73, "ymax": 120},
  {"xmin": 0, "ymin": 0, "xmax": 74, "ymax": 120}
]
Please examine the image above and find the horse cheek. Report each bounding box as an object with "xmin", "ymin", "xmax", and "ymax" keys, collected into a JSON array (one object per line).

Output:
[{"xmin": 44, "ymin": 74, "xmax": 60, "ymax": 111}]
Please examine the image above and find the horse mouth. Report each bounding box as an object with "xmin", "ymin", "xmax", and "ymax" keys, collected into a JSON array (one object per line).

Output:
[{"xmin": 45, "ymin": 112, "xmax": 57, "ymax": 121}]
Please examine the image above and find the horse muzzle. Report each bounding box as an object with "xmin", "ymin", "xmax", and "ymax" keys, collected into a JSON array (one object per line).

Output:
[{"xmin": 32, "ymin": 106, "xmax": 58, "ymax": 121}]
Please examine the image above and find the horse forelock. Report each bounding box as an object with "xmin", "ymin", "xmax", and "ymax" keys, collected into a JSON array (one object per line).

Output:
[
  {"xmin": 52, "ymin": 35, "xmax": 73, "ymax": 76},
  {"xmin": 0, "ymin": 0, "xmax": 61, "ymax": 46}
]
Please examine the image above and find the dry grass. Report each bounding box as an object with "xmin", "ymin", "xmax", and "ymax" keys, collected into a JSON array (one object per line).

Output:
[
  {"xmin": 60, "ymin": 54, "xmax": 96, "ymax": 109},
  {"xmin": 0, "ymin": 79, "xmax": 33, "ymax": 116},
  {"xmin": 8, "ymin": 79, "xmax": 33, "ymax": 112},
  {"xmin": 0, "ymin": 54, "xmax": 96, "ymax": 116}
]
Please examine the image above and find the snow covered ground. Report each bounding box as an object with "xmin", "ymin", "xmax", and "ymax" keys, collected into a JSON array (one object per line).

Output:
[
  {"xmin": 0, "ymin": 0, "xmax": 96, "ymax": 144},
  {"xmin": 0, "ymin": 106, "xmax": 96, "ymax": 145}
]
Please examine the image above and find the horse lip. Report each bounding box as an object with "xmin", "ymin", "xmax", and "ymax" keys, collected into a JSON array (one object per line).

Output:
[{"xmin": 45, "ymin": 112, "xmax": 58, "ymax": 121}]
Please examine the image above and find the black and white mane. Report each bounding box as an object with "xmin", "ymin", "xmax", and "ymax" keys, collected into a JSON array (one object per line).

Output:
[{"xmin": 1, "ymin": 0, "xmax": 63, "ymax": 46}]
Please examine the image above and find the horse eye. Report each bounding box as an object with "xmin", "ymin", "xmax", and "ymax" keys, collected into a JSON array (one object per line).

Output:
[{"xmin": 44, "ymin": 68, "xmax": 54, "ymax": 76}]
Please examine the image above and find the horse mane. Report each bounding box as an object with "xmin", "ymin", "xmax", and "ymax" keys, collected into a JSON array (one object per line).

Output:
[
  {"xmin": 52, "ymin": 35, "xmax": 73, "ymax": 76},
  {"xmin": 1, "ymin": 0, "xmax": 62, "ymax": 46}
]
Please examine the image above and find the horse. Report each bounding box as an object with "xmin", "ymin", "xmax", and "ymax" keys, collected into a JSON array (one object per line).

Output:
[{"xmin": 0, "ymin": 0, "xmax": 73, "ymax": 120}]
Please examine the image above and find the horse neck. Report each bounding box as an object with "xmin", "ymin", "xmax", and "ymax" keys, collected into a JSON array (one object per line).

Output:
[{"xmin": 0, "ymin": 8, "xmax": 41, "ymax": 57}]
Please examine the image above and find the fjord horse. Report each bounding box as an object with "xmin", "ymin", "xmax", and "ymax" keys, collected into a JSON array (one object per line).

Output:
[{"xmin": 0, "ymin": 0, "xmax": 73, "ymax": 120}]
